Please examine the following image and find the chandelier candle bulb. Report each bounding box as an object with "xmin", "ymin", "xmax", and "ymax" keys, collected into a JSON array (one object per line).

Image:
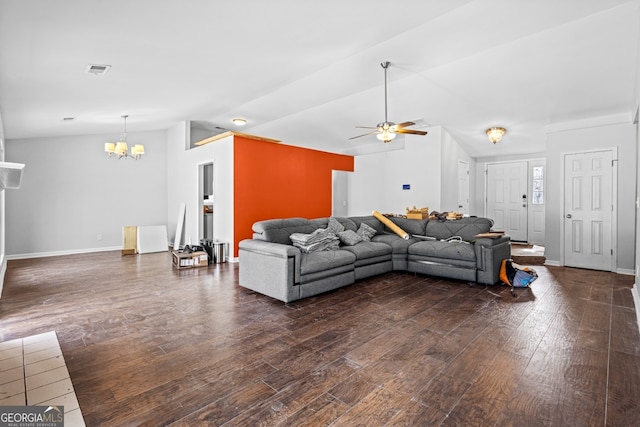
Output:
[{"xmin": 115, "ymin": 142, "xmax": 128, "ymax": 155}]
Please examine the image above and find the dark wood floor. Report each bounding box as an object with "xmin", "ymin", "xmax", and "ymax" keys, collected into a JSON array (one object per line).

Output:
[{"xmin": 1, "ymin": 251, "xmax": 639, "ymax": 426}]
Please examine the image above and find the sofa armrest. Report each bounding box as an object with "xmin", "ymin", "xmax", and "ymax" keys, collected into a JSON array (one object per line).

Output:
[
  {"xmin": 474, "ymin": 235, "xmax": 510, "ymax": 247},
  {"xmin": 239, "ymin": 239, "xmax": 301, "ymax": 283},
  {"xmin": 238, "ymin": 239, "xmax": 303, "ymax": 302},
  {"xmin": 474, "ymin": 236, "xmax": 511, "ymax": 285}
]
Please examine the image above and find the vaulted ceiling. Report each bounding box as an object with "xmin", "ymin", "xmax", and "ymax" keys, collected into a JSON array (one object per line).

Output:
[{"xmin": 1, "ymin": 0, "xmax": 638, "ymax": 158}]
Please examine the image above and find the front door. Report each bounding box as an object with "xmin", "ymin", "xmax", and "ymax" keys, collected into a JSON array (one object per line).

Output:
[
  {"xmin": 563, "ymin": 150, "xmax": 614, "ymax": 271},
  {"xmin": 486, "ymin": 162, "xmax": 528, "ymax": 241}
]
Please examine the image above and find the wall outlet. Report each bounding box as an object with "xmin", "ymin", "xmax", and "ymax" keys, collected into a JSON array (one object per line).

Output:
[{"xmin": 97, "ymin": 234, "xmax": 103, "ymax": 241}]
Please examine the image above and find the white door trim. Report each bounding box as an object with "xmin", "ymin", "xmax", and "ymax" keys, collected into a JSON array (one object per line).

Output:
[
  {"xmin": 457, "ymin": 160, "xmax": 470, "ymax": 215},
  {"xmin": 560, "ymin": 147, "xmax": 618, "ymax": 271}
]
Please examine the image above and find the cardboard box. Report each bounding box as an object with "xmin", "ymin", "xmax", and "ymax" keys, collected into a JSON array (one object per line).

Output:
[
  {"xmin": 406, "ymin": 212, "xmax": 429, "ymax": 220},
  {"xmin": 172, "ymin": 251, "xmax": 194, "ymax": 269},
  {"xmin": 406, "ymin": 206, "xmax": 429, "ymax": 220},
  {"xmin": 191, "ymin": 251, "xmax": 209, "ymax": 267}
]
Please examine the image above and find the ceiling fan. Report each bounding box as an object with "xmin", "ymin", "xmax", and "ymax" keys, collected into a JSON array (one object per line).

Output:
[{"xmin": 350, "ymin": 61, "xmax": 428, "ymax": 143}]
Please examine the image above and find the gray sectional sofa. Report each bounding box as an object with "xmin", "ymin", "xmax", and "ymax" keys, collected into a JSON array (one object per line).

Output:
[{"xmin": 239, "ymin": 215, "xmax": 510, "ymax": 302}]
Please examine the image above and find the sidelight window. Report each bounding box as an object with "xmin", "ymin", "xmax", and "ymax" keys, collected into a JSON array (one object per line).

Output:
[{"xmin": 532, "ymin": 166, "xmax": 544, "ymax": 204}]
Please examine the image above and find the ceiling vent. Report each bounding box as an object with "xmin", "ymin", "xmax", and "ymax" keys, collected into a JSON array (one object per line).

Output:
[{"xmin": 85, "ymin": 64, "xmax": 111, "ymax": 76}]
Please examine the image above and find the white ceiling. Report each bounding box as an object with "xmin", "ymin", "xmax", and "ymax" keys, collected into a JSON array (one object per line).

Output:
[{"xmin": 1, "ymin": 0, "xmax": 638, "ymax": 158}]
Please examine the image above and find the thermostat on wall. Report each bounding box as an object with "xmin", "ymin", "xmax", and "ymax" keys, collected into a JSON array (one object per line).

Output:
[{"xmin": 402, "ymin": 184, "xmax": 410, "ymax": 190}]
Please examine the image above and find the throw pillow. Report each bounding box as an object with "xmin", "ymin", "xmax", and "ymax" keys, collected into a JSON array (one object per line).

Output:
[
  {"xmin": 356, "ymin": 222, "xmax": 377, "ymax": 242},
  {"xmin": 328, "ymin": 217, "xmax": 345, "ymax": 234},
  {"xmin": 337, "ymin": 229, "xmax": 362, "ymax": 246}
]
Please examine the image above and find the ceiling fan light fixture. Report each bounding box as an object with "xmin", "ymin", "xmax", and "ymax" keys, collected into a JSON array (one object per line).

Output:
[
  {"xmin": 349, "ymin": 61, "xmax": 427, "ymax": 143},
  {"xmin": 376, "ymin": 129, "xmax": 396, "ymax": 143},
  {"xmin": 486, "ymin": 127, "xmax": 506, "ymax": 144}
]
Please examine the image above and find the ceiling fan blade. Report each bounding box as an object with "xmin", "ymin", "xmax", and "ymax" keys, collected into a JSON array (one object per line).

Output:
[
  {"xmin": 396, "ymin": 129, "xmax": 428, "ymax": 136},
  {"xmin": 394, "ymin": 121, "xmax": 416, "ymax": 129},
  {"xmin": 355, "ymin": 126, "xmax": 379, "ymax": 129},
  {"xmin": 349, "ymin": 130, "xmax": 379, "ymax": 140}
]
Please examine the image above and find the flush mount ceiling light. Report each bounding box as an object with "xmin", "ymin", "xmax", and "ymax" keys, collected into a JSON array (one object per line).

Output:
[
  {"xmin": 232, "ymin": 118, "xmax": 247, "ymax": 126},
  {"xmin": 104, "ymin": 115, "xmax": 144, "ymax": 160},
  {"xmin": 486, "ymin": 127, "xmax": 506, "ymax": 144}
]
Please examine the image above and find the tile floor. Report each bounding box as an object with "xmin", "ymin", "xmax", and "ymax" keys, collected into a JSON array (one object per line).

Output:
[{"xmin": 0, "ymin": 331, "xmax": 85, "ymax": 427}]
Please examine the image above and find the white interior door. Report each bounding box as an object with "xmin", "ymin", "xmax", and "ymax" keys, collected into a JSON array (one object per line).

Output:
[
  {"xmin": 457, "ymin": 160, "xmax": 469, "ymax": 215},
  {"xmin": 332, "ymin": 170, "xmax": 349, "ymax": 217},
  {"xmin": 563, "ymin": 150, "xmax": 613, "ymax": 271},
  {"xmin": 486, "ymin": 162, "xmax": 528, "ymax": 241}
]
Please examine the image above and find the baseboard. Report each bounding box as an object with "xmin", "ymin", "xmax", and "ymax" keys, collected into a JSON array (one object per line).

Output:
[
  {"xmin": 540, "ymin": 259, "xmax": 632, "ymax": 276},
  {"xmin": 0, "ymin": 255, "xmax": 6, "ymax": 299},
  {"xmin": 6, "ymin": 246, "xmax": 122, "ymax": 260},
  {"xmin": 632, "ymin": 284, "xmax": 640, "ymax": 335}
]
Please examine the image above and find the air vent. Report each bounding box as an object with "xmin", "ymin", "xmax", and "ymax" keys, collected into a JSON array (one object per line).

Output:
[{"xmin": 85, "ymin": 64, "xmax": 111, "ymax": 75}]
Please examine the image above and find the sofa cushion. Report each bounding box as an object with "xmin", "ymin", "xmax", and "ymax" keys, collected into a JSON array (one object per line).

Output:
[
  {"xmin": 425, "ymin": 217, "xmax": 493, "ymax": 241},
  {"xmin": 349, "ymin": 215, "xmax": 385, "ymax": 234},
  {"xmin": 409, "ymin": 239, "xmax": 476, "ymax": 262},
  {"xmin": 253, "ymin": 218, "xmax": 319, "ymax": 245},
  {"xmin": 385, "ymin": 217, "xmax": 429, "ymax": 236},
  {"xmin": 337, "ymin": 229, "xmax": 362, "ymax": 246},
  {"xmin": 328, "ymin": 217, "xmax": 345, "ymax": 234},
  {"xmin": 371, "ymin": 234, "xmax": 418, "ymax": 254},
  {"xmin": 340, "ymin": 241, "xmax": 392, "ymax": 260},
  {"xmin": 300, "ymin": 250, "xmax": 356, "ymax": 275},
  {"xmin": 356, "ymin": 223, "xmax": 377, "ymax": 242}
]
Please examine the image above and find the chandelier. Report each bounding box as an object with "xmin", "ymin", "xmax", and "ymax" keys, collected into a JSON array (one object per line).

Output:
[{"xmin": 105, "ymin": 115, "xmax": 144, "ymax": 159}]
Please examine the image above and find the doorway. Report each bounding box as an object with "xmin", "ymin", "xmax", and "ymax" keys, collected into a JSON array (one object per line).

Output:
[
  {"xmin": 332, "ymin": 170, "xmax": 349, "ymax": 217},
  {"xmin": 485, "ymin": 161, "xmax": 528, "ymax": 241},
  {"xmin": 563, "ymin": 149, "xmax": 615, "ymax": 271},
  {"xmin": 457, "ymin": 160, "xmax": 470, "ymax": 215},
  {"xmin": 485, "ymin": 160, "xmax": 546, "ymax": 244},
  {"xmin": 198, "ymin": 162, "xmax": 214, "ymax": 242}
]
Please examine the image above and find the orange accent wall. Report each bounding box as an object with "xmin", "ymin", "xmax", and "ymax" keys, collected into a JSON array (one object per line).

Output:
[{"xmin": 233, "ymin": 136, "xmax": 354, "ymax": 256}]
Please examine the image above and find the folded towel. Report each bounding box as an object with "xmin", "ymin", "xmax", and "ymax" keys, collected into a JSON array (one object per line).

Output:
[{"xmin": 290, "ymin": 228, "xmax": 339, "ymax": 253}]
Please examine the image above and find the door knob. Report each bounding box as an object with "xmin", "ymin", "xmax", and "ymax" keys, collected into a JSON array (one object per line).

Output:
[{"xmin": 566, "ymin": 214, "xmax": 572, "ymax": 218}]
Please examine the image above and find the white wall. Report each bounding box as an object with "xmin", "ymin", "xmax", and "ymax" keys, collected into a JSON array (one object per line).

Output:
[
  {"xmin": 348, "ymin": 126, "xmax": 479, "ymax": 217},
  {"xmin": 545, "ymin": 122, "xmax": 636, "ymax": 272},
  {"xmin": 166, "ymin": 122, "xmax": 234, "ymax": 253},
  {"xmin": 0, "ymin": 111, "xmax": 6, "ymax": 296},
  {"xmin": 5, "ymin": 130, "xmax": 168, "ymax": 257},
  {"xmin": 441, "ymin": 128, "xmax": 477, "ymax": 214},
  {"xmin": 349, "ymin": 127, "xmax": 444, "ymax": 215}
]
